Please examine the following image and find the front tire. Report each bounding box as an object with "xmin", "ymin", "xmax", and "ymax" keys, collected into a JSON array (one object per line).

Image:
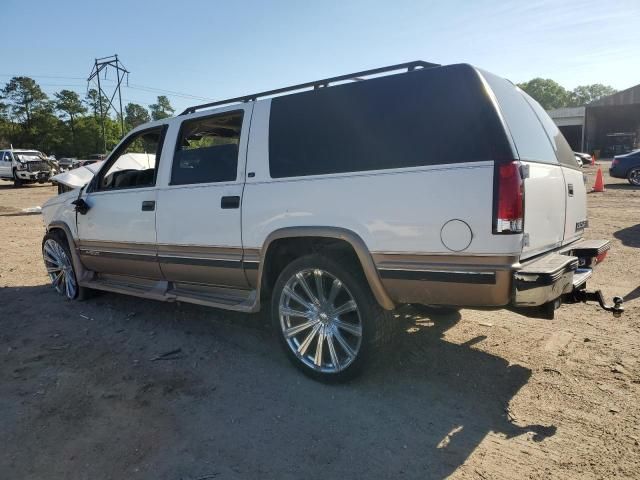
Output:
[
  {"xmin": 42, "ymin": 231, "xmax": 88, "ymax": 300},
  {"xmin": 13, "ymin": 169, "xmax": 23, "ymax": 188},
  {"xmin": 271, "ymin": 253, "xmax": 395, "ymax": 382},
  {"xmin": 628, "ymin": 167, "xmax": 640, "ymax": 186}
]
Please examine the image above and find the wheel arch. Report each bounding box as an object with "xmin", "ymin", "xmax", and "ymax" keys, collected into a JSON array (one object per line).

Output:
[
  {"xmin": 46, "ymin": 221, "xmax": 92, "ymax": 283},
  {"xmin": 256, "ymin": 227, "xmax": 394, "ymax": 310}
]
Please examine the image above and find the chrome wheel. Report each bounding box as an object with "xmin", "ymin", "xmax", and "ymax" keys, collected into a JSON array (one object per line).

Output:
[
  {"xmin": 629, "ymin": 168, "xmax": 640, "ymax": 186},
  {"xmin": 279, "ymin": 268, "xmax": 362, "ymax": 373},
  {"xmin": 43, "ymin": 239, "xmax": 77, "ymax": 299}
]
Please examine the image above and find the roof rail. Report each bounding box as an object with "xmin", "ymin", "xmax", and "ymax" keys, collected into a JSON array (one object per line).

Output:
[{"xmin": 179, "ymin": 60, "xmax": 440, "ymax": 115}]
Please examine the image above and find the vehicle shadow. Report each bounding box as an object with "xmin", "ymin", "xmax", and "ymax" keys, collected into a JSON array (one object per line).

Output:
[
  {"xmin": 0, "ymin": 183, "xmax": 52, "ymax": 190},
  {"xmin": 614, "ymin": 223, "xmax": 640, "ymax": 248},
  {"xmin": 0, "ymin": 211, "xmax": 42, "ymax": 217},
  {"xmin": 623, "ymin": 285, "xmax": 640, "ymax": 303},
  {"xmin": 605, "ymin": 183, "xmax": 639, "ymax": 190},
  {"xmin": 0, "ymin": 286, "xmax": 554, "ymax": 479}
]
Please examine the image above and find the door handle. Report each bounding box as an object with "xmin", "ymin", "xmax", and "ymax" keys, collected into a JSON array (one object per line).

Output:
[
  {"xmin": 141, "ymin": 200, "xmax": 156, "ymax": 211},
  {"xmin": 221, "ymin": 196, "xmax": 240, "ymax": 209},
  {"xmin": 567, "ymin": 184, "xmax": 574, "ymax": 196}
]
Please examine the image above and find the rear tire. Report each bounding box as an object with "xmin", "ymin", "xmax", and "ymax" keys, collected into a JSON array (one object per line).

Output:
[
  {"xmin": 271, "ymin": 253, "xmax": 395, "ymax": 382},
  {"xmin": 628, "ymin": 167, "xmax": 640, "ymax": 186}
]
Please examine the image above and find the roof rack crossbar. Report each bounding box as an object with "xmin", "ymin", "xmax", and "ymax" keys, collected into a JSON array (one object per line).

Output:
[{"xmin": 179, "ymin": 60, "xmax": 440, "ymax": 115}]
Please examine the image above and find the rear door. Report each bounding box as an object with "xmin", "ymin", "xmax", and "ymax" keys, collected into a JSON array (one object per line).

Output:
[
  {"xmin": 483, "ymin": 72, "xmax": 567, "ymax": 258},
  {"xmin": 155, "ymin": 105, "xmax": 253, "ymax": 288},
  {"xmin": 524, "ymin": 96, "xmax": 587, "ymax": 245}
]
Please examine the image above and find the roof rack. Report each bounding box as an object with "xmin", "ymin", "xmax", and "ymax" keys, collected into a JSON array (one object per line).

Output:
[{"xmin": 179, "ymin": 60, "xmax": 440, "ymax": 115}]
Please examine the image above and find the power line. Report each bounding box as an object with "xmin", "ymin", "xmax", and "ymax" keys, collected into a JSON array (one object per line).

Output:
[
  {"xmin": 0, "ymin": 72, "xmax": 213, "ymax": 102},
  {"xmin": 37, "ymin": 84, "xmax": 166, "ymax": 108},
  {"xmin": 124, "ymin": 84, "xmax": 214, "ymax": 101},
  {"xmin": 0, "ymin": 73, "xmax": 86, "ymax": 80}
]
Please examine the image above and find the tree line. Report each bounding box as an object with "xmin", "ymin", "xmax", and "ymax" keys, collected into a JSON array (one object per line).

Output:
[
  {"xmin": 0, "ymin": 76, "xmax": 175, "ymax": 158},
  {"xmin": 516, "ymin": 78, "xmax": 617, "ymax": 110}
]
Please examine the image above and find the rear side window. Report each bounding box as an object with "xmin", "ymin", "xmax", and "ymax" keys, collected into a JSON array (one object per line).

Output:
[
  {"xmin": 482, "ymin": 71, "xmax": 558, "ymax": 164},
  {"xmin": 523, "ymin": 94, "xmax": 579, "ymax": 168},
  {"xmin": 171, "ymin": 111, "xmax": 243, "ymax": 185},
  {"xmin": 269, "ymin": 64, "xmax": 512, "ymax": 178}
]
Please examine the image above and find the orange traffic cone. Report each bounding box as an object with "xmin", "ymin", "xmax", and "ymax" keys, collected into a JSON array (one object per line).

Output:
[{"xmin": 592, "ymin": 167, "xmax": 605, "ymax": 192}]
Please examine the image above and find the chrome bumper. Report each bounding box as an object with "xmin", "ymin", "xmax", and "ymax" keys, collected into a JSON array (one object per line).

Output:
[
  {"xmin": 513, "ymin": 239, "xmax": 610, "ymax": 308},
  {"xmin": 16, "ymin": 171, "xmax": 51, "ymax": 181}
]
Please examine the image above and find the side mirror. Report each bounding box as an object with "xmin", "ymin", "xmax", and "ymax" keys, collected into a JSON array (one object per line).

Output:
[{"xmin": 71, "ymin": 198, "xmax": 90, "ymax": 215}]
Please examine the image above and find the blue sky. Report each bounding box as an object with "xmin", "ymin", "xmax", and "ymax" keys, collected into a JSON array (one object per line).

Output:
[{"xmin": 2, "ymin": 0, "xmax": 639, "ymax": 113}]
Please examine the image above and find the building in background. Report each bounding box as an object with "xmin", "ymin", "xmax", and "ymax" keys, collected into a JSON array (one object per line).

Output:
[{"xmin": 547, "ymin": 83, "xmax": 640, "ymax": 157}]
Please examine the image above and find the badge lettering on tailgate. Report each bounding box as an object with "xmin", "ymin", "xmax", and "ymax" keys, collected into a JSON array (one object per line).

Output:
[{"xmin": 575, "ymin": 220, "xmax": 589, "ymax": 231}]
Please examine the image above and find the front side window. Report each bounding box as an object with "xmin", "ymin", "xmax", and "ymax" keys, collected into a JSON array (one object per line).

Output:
[
  {"xmin": 171, "ymin": 111, "xmax": 243, "ymax": 186},
  {"xmin": 98, "ymin": 128, "xmax": 164, "ymax": 191}
]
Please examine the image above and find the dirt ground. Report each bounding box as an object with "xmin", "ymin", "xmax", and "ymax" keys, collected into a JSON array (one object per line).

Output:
[{"xmin": 1, "ymin": 162, "xmax": 638, "ymax": 480}]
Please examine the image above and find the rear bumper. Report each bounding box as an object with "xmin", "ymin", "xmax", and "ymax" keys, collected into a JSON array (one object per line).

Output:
[
  {"xmin": 512, "ymin": 239, "xmax": 610, "ymax": 307},
  {"xmin": 609, "ymin": 166, "xmax": 626, "ymax": 178}
]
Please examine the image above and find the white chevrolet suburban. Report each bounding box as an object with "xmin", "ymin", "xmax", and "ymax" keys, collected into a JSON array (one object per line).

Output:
[
  {"xmin": 0, "ymin": 149, "xmax": 53, "ymax": 186},
  {"xmin": 41, "ymin": 61, "xmax": 623, "ymax": 381}
]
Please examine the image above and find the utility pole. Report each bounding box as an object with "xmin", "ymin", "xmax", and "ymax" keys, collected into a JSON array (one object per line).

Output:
[{"xmin": 87, "ymin": 54, "xmax": 129, "ymax": 152}]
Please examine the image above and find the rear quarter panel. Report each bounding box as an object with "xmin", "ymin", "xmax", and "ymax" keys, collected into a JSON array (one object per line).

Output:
[{"xmin": 242, "ymin": 100, "xmax": 522, "ymax": 256}]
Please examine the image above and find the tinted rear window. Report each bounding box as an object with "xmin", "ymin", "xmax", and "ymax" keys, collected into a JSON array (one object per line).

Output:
[
  {"xmin": 522, "ymin": 94, "xmax": 580, "ymax": 168},
  {"xmin": 481, "ymin": 71, "xmax": 558, "ymax": 164},
  {"xmin": 268, "ymin": 64, "xmax": 512, "ymax": 178}
]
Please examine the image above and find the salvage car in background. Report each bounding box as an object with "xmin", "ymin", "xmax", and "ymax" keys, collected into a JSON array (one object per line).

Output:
[
  {"xmin": 0, "ymin": 149, "xmax": 53, "ymax": 186},
  {"xmin": 57, "ymin": 158, "xmax": 77, "ymax": 171},
  {"xmin": 574, "ymin": 151, "xmax": 593, "ymax": 167},
  {"xmin": 610, "ymin": 149, "xmax": 640, "ymax": 185}
]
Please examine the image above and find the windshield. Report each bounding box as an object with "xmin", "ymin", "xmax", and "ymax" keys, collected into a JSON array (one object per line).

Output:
[{"xmin": 15, "ymin": 152, "xmax": 43, "ymax": 162}]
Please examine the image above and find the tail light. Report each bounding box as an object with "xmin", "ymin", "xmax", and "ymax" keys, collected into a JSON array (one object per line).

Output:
[
  {"xmin": 494, "ymin": 161, "xmax": 524, "ymax": 234},
  {"xmin": 595, "ymin": 250, "xmax": 608, "ymax": 264},
  {"xmin": 611, "ymin": 158, "xmax": 619, "ymax": 167}
]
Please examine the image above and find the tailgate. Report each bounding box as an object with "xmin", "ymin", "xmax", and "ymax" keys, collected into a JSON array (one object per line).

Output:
[{"xmin": 521, "ymin": 161, "xmax": 566, "ymax": 257}]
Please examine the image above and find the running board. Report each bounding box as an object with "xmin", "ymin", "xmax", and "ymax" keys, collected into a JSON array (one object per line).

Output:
[
  {"xmin": 172, "ymin": 283, "xmax": 258, "ymax": 312},
  {"xmin": 81, "ymin": 277, "xmax": 258, "ymax": 312}
]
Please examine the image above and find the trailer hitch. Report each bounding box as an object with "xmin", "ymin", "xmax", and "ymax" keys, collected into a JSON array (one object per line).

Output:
[{"xmin": 567, "ymin": 289, "xmax": 624, "ymax": 317}]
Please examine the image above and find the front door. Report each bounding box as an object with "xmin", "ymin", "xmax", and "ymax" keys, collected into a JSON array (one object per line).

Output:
[
  {"xmin": 155, "ymin": 105, "xmax": 252, "ymax": 288},
  {"xmin": 77, "ymin": 126, "xmax": 167, "ymax": 279}
]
